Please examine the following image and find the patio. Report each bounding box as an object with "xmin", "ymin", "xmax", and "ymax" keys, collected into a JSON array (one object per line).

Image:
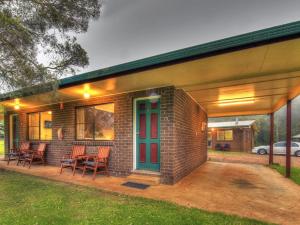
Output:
[{"xmin": 1, "ymin": 160, "xmax": 300, "ymax": 225}]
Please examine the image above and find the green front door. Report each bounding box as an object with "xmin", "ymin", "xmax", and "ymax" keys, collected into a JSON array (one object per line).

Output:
[{"xmin": 136, "ymin": 98, "xmax": 160, "ymax": 171}]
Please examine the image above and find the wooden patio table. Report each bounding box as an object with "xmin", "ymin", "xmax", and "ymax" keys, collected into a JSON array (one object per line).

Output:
[{"xmin": 72, "ymin": 154, "xmax": 94, "ymax": 176}]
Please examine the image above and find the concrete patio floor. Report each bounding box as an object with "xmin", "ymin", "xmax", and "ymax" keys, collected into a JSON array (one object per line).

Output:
[{"xmin": 0, "ymin": 160, "xmax": 299, "ymax": 225}]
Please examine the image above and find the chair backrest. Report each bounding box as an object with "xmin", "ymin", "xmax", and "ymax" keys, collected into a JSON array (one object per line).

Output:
[
  {"xmin": 97, "ymin": 146, "xmax": 110, "ymax": 159},
  {"xmin": 37, "ymin": 143, "xmax": 47, "ymax": 156},
  {"xmin": 19, "ymin": 142, "xmax": 30, "ymax": 152},
  {"xmin": 71, "ymin": 145, "xmax": 86, "ymax": 158}
]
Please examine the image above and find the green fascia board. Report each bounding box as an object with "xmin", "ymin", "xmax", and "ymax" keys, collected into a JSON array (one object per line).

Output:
[
  {"xmin": 2, "ymin": 20, "xmax": 300, "ymax": 102},
  {"xmin": 0, "ymin": 83, "xmax": 55, "ymax": 102}
]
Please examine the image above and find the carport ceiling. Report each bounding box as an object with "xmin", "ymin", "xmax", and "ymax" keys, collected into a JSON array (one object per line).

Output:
[{"xmin": 2, "ymin": 37, "xmax": 300, "ymax": 117}]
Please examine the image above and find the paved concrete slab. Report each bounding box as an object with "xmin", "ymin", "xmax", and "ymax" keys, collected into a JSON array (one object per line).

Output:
[
  {"xmin": 209, "ymin": 152, "xmax": 300, "ymax": 167},
  {"xmin": 0, "ymin": 161, "xmax": 299, "ymax": 225}
]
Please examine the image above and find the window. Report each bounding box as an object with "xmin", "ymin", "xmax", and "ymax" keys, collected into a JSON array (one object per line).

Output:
[
  {"xmin": 76, "ymin": 103, "xmax": 114, "ymax": 140},
  {"xmin": 275, "ymin": 142, "xmax": 298, "ymax": 147},
  {"xmin": 217, "ymin": 130, "xmax": 233, "ymax": 141},
  {"xmin": 28, "ymin": 111, "xmax": 52, "ymax": 140},
  {"xmin": 274, "ymin": 142, "xmax": 286, "ymax": 147},
  {"xmin": 207, "ymin": 132, "xmax": 212, "ymax": 141}
]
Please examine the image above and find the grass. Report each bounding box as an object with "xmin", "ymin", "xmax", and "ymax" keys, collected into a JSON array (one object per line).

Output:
[
  {"xmin": 0, "ymin": 170, "xmax": 271, "ymax": 225},
  {"xmin": 270, "ymin": 164, "xmax": 300, "ymax": 185}
]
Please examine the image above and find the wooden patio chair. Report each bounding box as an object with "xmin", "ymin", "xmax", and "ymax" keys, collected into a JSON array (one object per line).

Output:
[
  {"xmin": 7, "ymin": 142, "xmax": 30, "ymax": 165},
  {"xmin": 24, "ymin": 143, "xmax": 47, "ymax": 168},
  {"xmin": 59, "ymin": 145, "xmax": 86, "ymax": 175},
  {"xmin": 82, "ymin": 146, "xmax": 110, "ymax": 180},
  {"xmin": 215, "ymin": 143, "xmax": 222, "ymax": 151}
]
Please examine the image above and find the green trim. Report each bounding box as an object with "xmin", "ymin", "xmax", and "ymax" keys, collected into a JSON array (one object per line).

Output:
[
  {"xmin": 11, "ymin": 114, "xmax": 20, "ymax": 149},
  {"xmin": 2, "ymin": 21, "xmax": 300, "ymax": 102}
]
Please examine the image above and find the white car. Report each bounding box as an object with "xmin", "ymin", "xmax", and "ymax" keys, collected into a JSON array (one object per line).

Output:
[{"xmin": 252, "ymin": 141, "xmax": 300, "ymax": 157}]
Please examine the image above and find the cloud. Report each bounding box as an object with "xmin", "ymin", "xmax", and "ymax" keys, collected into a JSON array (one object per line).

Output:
[{"xmin": 64, "ymin": 0, "xmax": 300, "ymax": 75}]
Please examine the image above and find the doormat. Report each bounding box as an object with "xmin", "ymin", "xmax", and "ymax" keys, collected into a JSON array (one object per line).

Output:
[{"xmin": 122, "ymin": 182, "xmax": 150, "ymax": 190}]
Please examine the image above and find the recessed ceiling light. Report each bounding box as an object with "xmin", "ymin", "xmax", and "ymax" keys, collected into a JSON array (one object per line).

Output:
[{"xmin": 83, "ymin": 92, "xmax": 91, "ymax": 99}]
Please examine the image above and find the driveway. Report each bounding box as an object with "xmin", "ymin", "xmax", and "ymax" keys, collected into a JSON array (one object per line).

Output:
[
  {"xmin": 168, "ymin": 162, "xmax": 300, "ymax": 225},
  {"xmin": 209, "ymin": 151, "xmax": 300, "ymax": 167},
  {"xmin": 1, "ymin": 161, "xmax": 299, "ymax": 225}
]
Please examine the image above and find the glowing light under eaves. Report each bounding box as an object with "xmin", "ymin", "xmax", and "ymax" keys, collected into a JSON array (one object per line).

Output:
[{"xmin": 218, "ymin": 99, "xmax": 255, "ymax": 107}]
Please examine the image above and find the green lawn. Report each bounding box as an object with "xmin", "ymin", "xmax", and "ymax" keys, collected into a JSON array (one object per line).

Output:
[
  {"xmin": 0, "ymin": 170, "xmax": 271, "ymax": 225},
  {"xmin": 271, "ymin": 164, "xmax": 300, "ymax": 185}
]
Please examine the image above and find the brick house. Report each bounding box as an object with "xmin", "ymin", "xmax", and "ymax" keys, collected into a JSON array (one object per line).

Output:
[
  {"xmin": 1, "ymin": 21, "xmax": 300, "ymax": 184},
  {"xmin": 2, "ymin": 87, "xmax": 207, "ymax": 184},
  {"xmin": 208, "ymin": 121, "xmax": 255, "ymax": 152}
]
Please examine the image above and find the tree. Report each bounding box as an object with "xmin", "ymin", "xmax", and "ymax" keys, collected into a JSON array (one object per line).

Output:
[{"xmin": 0, "ymin": 0, "xmax": 101, "ymax": 92}]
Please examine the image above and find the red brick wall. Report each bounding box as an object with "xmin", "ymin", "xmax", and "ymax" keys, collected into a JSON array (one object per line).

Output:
[
  {"xmin": 4, "ymin": 87, "xmax": 177, "ymax": 183},
  {"xmin": 242, "ymin": 128, "xmax": 254, "ymax": 152},
  {"xmin": 4, "ymin": 86, "xmax": 208, "ymax": 184},
  {"xmin": 173, "ymin": 89, "xmax": 207, "ymax": 183}
]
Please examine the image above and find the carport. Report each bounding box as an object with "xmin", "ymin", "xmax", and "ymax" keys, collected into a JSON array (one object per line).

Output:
[{"xmin": 1, "ymin": 21, "xmax": 300, "ymax": 178}]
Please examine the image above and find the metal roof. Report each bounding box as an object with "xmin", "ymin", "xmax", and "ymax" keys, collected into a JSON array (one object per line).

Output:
[
  {"xmin": 208, "ymin": 120, "xmax": 256, "ymax": 128},
  {"xmin": 1, "ymin": 21, "xmax": 300, "ymax": 102}
]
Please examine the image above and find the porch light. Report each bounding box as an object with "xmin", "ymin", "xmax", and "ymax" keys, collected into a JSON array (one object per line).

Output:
[
  {"xmin": 14, "ymin": 104, "xmax": 20, "ymax": 110},
  {"xmin": 218, "ymin": 99, "xmax": 255, "ymax": 107},
  {"xmin": 48, "ymin": 111, "xmax": 52, "ymax": 115},
  {"xmin": 83, "ymin": 84, "xmax": 91, "ymax": 99},
  {"xmin": 83, "ymin": 92, "xmax": 91, "ymax": 99},
  {"xmin": 14, "ymin": 99, "xmax": 20, "ymax": 110}
]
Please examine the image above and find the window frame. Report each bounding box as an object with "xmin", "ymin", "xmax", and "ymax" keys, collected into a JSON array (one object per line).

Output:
[
  {"xmin": 217, "ymin": 129, "xmax": 233, "ymax": 141},
  {"xmin": 27, "ymin": 112, "xmax": 40, "ymax": 141},
  {"xmin": 27, "ymin": 111, "xmax": 52, "ymax": 141},
  {"xmin": 75, "ymin": 103, "xmax": 115, "ymax": 141}
]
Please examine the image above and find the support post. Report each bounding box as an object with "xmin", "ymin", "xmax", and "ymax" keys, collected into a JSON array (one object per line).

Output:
[
  {"xmin": 286, "ymin": 100, "xmax": 292, "ymax": 178},
  {"xmin": 269, "ymin": 113, "xmax": 274, "ymax": 165}
]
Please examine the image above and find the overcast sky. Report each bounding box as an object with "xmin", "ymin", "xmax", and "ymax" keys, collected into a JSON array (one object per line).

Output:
[{"xmin": 75, "ymin": 0, "xmax": 300, "ymax": 74}]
